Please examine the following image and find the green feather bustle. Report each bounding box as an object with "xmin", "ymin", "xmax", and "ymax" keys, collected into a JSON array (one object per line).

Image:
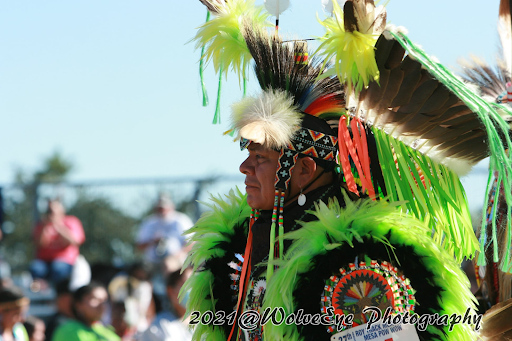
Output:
[
  {"xmin": 371, "ymin": 128, "xmax": 478, "ymax": 263},
  {"xmin": 180, "ymin": 187, "xmax": 478, "ymax": 340},
  {"xmin": 263, "ymin": 194, "xmax": 478, "ymax": 341},
  {"xmin": 180, "ymin": 188, "xmax": 250, "ymax": 341},
  {"xmin": 387, "ymin": 31, "xmax": 512, "ymax": 271}
]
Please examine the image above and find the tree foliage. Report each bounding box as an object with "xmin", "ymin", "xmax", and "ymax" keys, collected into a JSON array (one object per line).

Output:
[{"xmin": 68, "ymin": 194, "xmax": 138, "ymax": 265}]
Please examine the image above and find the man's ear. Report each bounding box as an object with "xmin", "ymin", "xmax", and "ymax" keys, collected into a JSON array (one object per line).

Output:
[{"xmin": 297, "ymin": 157, "xmax": 317, "ymax": 184}]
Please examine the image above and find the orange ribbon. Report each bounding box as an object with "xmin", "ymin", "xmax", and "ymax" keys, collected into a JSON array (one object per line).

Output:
[
  {"xmin": 338, "ymin": 116, "xmax": 375, "ymax": 198},
  {"xmin": 338, "ymin": 116, "xmax": 358, "ymax": 195},
  {"xmin": 227, "ymin": 219, "xmax": 254, "ymax": 341},
  {"xmin": 350, "ymin": 118, "xmax": 375, "ymax": 198}
]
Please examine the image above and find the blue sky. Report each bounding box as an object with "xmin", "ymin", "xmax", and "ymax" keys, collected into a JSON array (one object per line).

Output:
[{"xmin": 0, "ymin": 0, "xmax": 500, "ymax": 212}]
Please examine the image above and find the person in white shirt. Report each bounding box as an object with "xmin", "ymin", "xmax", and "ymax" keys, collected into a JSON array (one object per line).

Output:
[
  {"xmin": 140, "ymin": 268, "xmax": 193, "ymax": 341},
  {"xmin": 136, "ymin": 194, "xmax": 193, "ymax": 271}
]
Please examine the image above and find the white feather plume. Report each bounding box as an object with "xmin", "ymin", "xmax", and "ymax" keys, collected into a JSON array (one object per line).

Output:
[
  {"xmin": 351, "ymin": 0, "xmax": 386, "ymax": 35},
  {"xmin": 499, "ymin": 0, "xmax": 512, "ymax": 73},
  {"xmin": 198, "ymin": 0, "xmax": 226, "ymax": 14},
  {"xmin": 231, "ymin": 90, "xmax": 302, "ymax": 149},
  {"xmin": 322, "ymin": 0, "xmax": 346, "ymax": 16},
  {"xmin": 264, "ymin": 0, "xmax": 290, "ymax": 17},
  {"xmin": 383, "ymin": 24, "xmax": 408, "ymax": 39},
  {"xmin": 321, "ymin": 0, "xmax": 333, "ymax": 15}
]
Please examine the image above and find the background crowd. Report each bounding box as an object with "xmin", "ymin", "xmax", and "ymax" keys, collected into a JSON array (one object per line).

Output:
[{"xmin": 0, "ymin": 193, "xmax": 193, "ymax": 341}]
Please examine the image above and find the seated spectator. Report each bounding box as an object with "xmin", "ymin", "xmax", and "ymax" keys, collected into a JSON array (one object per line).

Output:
[
  {"xmin": 30, "ymin": 200, "xmax": 85, "ymax": 285},
  {"xmin": 45, "ymin": 280, "xmax": 73, "ymax": 341},
  {"xmin": 23, "ymin": 317, "xmax": 45, "ymax": 341},
  {"xmin": 0, "ymin": 286, "xmax": 30, "ymax": 341},
  {"xmin": 136, "ymin": 194, "xmax": 193, "ymax": 272},
  {"xmin": 52, "ymin": 282, "xmax": 119, "ymax": 341},
  {"xmin": 139, "ymin": 268, "xmax": 192, "ymax": 341}
]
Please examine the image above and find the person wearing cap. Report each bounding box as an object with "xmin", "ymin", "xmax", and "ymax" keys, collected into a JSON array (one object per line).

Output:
[
  {"xmin": 0, "ymin": 286, "xmax": 30, "ymax": 341},
  {"xmin": 139, "ymin": 268, "xmax": 193, "ymax": 341},
  {"xmin": 135, "ymin": 194, "xmax": 193, "ymax": 271}
]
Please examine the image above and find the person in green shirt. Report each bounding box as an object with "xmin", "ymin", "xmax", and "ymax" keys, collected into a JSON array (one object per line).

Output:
[{"xmin": 52, "ymin": 282, "xmax": 119, "ymax": 341}]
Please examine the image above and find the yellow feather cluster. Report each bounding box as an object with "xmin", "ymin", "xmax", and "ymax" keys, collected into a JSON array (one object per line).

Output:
[
  {"xmin": 316, "ymin": 0, "xmax": 384, "ymax": 94},
  {"xmin": 193, "ymin": 0, "xmax": 271, "ymax": 81}
]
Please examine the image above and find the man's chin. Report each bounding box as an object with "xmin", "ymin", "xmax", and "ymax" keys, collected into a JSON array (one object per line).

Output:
[
  {"xmin": 246, "ymin": 195, "xmax": 260, "ymax": 209},
  {"xmin": 246, "ymin": 196, "xmax": 273, "ymax": 211},
  {"xmin": 246, "ymin": 195, "xmax": 258, "ymax": 209}
]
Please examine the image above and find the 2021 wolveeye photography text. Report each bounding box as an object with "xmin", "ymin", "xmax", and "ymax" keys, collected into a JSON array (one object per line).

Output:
[{"xmin": 1, "ymin": 0, "xmax": 512, "ymax": 340}]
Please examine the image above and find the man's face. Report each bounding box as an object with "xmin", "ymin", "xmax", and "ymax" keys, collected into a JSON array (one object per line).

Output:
[
  {"xmin": 48, "ymin": 200, "xmax": 65, "ymax": 218},
  {"xmin": 155, "ymin": 205, "xmax": 172, "ymax": 217},
  {"xmin": 239, "ymin": 143, "xmax": 280, "ymax": 210}
]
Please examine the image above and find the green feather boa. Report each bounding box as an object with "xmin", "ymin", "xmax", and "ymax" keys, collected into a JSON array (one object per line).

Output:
[
  {"xmin": 263, "ymin": 195, "xmax": 477, "ymax": 341},
  {"xmin": 181, "ymin": 189, "xmax": 477, "ymax": 340},
  {"xmin": 181, "ymin": 188, "xmax": 251, "ymax": 341}
]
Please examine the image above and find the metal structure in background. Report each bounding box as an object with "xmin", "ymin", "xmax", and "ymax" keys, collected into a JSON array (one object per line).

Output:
[
  {"xmin": 1, "ymin": 174, "xmax": 244, "ymax": 223},
  {"xmin": 0, "ymin": 175, "xmax": 244, "ymax": 272}
]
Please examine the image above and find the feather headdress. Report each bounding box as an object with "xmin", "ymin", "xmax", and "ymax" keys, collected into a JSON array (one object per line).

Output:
[
  {"xmin": 458, "ymin": 0, "xmax": 512, "ymax": 274},
  {"xmin": 499, "ymin": 0, "xmax": 512, "ymax": 75},
  {"xmin": 321, "ymin": 0, "xmax": 339, "ymax": 16},
  {"xmin": 198, "ymin": 0, "xmax": 502, "ymax": 263},
  {"xmin": 480, "ymin": 298, "xmax": 512, "ymax": 340},
  {"xmin": 230, "ymin": 28, "xmax": 346, "ymax": 147},
  {"xmin": 316, "ymin": 0, "xmax": 386, "ymax": 93},
  {"xmin": 231, "ymin": 90, "xmax": 302, "ymax": 149},
  {"xmin": 454, "ymin": 3, "xmax": 512, "ymax": 324},
  {"xmin": 264, "ymin": 0, "xmax": 290, "ymax": 18},
  {"xmin": 193, "ymin": 0, "xmax": 270, "ymax": 80},
  {"xmin": 193, "ymin": 0, "xmax": 271, "ymax": 123},
  {"xmin": 249, "ymin": 31, "xmax": 345, "ymax": 118}
]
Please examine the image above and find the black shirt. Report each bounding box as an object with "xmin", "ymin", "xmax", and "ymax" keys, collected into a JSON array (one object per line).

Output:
[{"xmin": 250, "ymin": 180, "xmax": 349, "ymax": 276}]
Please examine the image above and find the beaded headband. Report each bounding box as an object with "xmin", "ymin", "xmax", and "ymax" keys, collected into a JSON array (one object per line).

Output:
[{"xmin": 240, "ymin": 126, "xmax": 338, "ymax": 190}]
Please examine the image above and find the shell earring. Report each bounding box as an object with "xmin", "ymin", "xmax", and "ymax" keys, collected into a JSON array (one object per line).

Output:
[{"xmin": 298, "ymin": 188, "xmax": 306, "ymax": 206}]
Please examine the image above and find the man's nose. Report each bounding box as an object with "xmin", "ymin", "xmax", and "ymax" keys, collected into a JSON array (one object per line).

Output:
[{"xmin": 239, "ymin": 157, "xmax": 253, "ymax": 175}]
